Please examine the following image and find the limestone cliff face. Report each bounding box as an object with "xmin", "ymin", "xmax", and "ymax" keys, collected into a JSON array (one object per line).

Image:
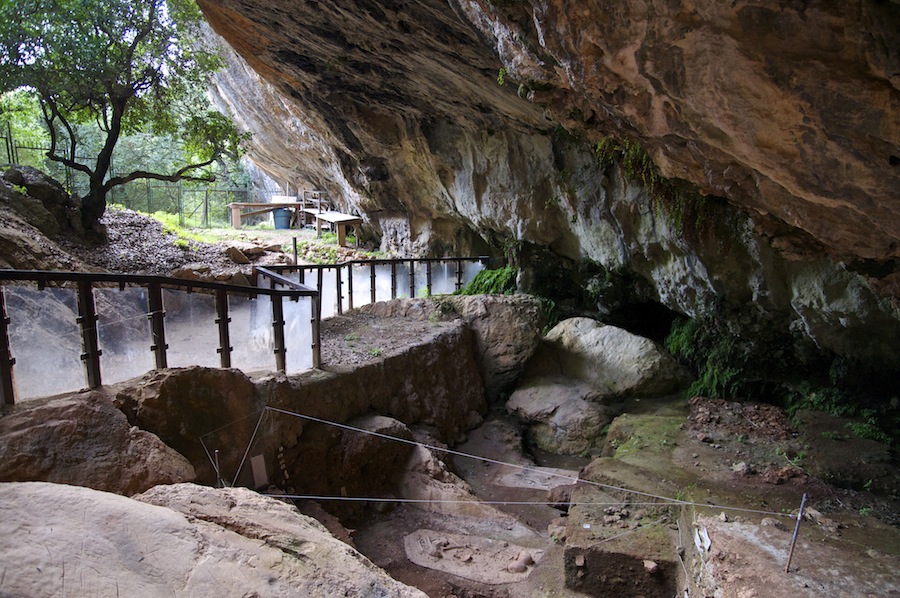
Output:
[{"xmin": 197, "ymin": 0, "xmax": 900, "ymax": 366}]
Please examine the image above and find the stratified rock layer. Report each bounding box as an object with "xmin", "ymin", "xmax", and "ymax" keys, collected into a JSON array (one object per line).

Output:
[{"xmin": 197, "ymin": 0, "xmax": 900, "ymax": 370}]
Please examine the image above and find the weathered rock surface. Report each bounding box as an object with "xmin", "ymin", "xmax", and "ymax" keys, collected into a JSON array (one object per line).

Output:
[
  {"xmin": 116, "ymin": 367, "xmax": 263, "ymax": 485},
  {"xmin": 507, "ymin": 376, "xmax": 613, "ymax": 455},
  {"xmin": 198, "ymin": 0, "xmax": 900, "ymax": 370},
  {"xmin": 359, "ymin": 295, "xmax": 546, "ymax": 402},
  {"xmin": 0, "ymin": 392, "xmax": 195, "ymax": 495},
  {"xmin": 440, "ymin": 294, "xmax": 546, "ymax": 402},
  {"xmin": 0, "ymin": 481, "xmax": 427, "ymax": 598},
  {"xmin": 530, "ymin": 317, "xmax": 691, "ymax": 398}
]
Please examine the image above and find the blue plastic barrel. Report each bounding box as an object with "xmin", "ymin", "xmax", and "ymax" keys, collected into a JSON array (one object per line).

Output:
[{"xmin": 273, "ymin": 207, "xmax": 291, "ymax": 229}]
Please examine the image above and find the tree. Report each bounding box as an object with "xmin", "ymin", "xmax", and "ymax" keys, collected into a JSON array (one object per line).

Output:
[{"xmin": 0, "ymin": 0, "xmax": 246, "ymax": 232}]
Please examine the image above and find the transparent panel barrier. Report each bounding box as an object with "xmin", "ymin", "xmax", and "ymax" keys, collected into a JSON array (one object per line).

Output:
[
  {"xmin": 284, "ymin": 296, "xmax": 313, "ymax": 373},
  {"xmin": 463, "ymin": 260, "xmax": 486, "ymax": 286},
  {"xmin": 163, "ymin": 288, "xmax": 219, "ymax": 368},
  {"xmin": 349, "ymin": 263, "xmax": 375, "ymax": 309},
  {"xmin": 318, "ymin": 268, "xmax": 338, "ymax": 319},
  {"xmin": 94, "ymin": 286, "xmax": 155, "ymax": 385},
  {"xmin": 229, "ymin": 294, "xmax": 275, "ymax": 373},
  {"xmin": 373, "ymin": 264, "xmax": 394, "ymax": 303},
  {"xmin": 5, "ymin": 284, "xmax": 85, "ymax": 400},
  {"xmin": 430, "ymin": 261, "xmax": 459, "ymax": 295},
  {"xmin": 393, "ymin": 262, "xmax": 412, "ymax": 299},
  {"xmin": 412, "ymin": 262, "xmax": 431, "ymax": 299}
]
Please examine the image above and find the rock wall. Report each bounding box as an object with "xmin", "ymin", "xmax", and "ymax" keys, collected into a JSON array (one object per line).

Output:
[{"xmin": 197, "ymin": 0, "xmax": 900, "ymax": 366}]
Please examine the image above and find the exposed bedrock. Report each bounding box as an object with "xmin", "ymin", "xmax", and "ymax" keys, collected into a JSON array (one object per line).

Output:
[{"xmin": 198, "ymin": 0, "xmax": 900, "ymax": 367}]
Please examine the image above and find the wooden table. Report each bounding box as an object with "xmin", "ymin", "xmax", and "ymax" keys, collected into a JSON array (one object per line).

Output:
[
  {"xmin": 228, "ymin": 202, "xmax": 304, "ymax": 229},
  {"xmin": 302, "ymin": 209, "xmax": 363, "ymax": 247}
]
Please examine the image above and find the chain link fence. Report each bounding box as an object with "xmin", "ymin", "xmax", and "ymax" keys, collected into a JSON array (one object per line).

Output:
[{"xmin": 2, "ymin": 130, "xmax": 257, "ymax": 228}]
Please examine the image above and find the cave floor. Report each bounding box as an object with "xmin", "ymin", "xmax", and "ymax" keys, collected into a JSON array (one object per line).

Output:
[{"xmin": 349, "ymin": 399, "xmax": 900, "ymax": 598}]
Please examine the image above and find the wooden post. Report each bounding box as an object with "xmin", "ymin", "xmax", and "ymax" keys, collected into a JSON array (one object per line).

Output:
[
  {"xmin": 147, "ymin": 283, "xmax": 168, "ymax": 369},
  {"xmin": 76, "ymin": 280, "xmax": 102, "ymax": 389},
  {"xmin": 0, "ymin": 287, "xmax": 16, "ymax": 405},
  {"xmin": 230, "ymin": 203, "xmax": 242, "ymax": 229},
  {"xmin": 215, "ymin": 289, "xmax": 232, "ymax": 368}
]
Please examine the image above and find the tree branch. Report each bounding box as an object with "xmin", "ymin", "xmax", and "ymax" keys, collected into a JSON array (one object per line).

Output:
[
  {"xmin": 104, "ymin": 158, "xmax": 216, "ymax": 190},
  {"xmin": 40, "ymin": 98, "xmax": 92, "ymax": 176}
]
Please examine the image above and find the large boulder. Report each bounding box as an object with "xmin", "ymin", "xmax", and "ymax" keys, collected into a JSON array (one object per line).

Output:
[
  {"xmin": 530, "ymin": 317, "xmax": 691, "ymax": 398},
  {"xmin": 2, "ymin": 165, "xmax": 82, "ymax": 235},
  {"xmin": 439, "ymin": 294, "xmax": 546, "ymax": 402},
  {"xmin": 0, "ymin": 392, "xmax": 195, "ymax": 495},
  {"xmin": 507, "ymin": 376, "xmax": 613, "ymax": 455},
  {"xmin": 0, "ymin": 481, "xmax": 428, "ymax": 598},
  {"xmin": 115, "ymin": 367, "xmax": 263, "ymax": 485}
]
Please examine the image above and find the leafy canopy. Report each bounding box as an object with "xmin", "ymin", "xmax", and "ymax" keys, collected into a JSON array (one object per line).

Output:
[{"xmin": 0, "ymin": 0, "xmax": 246, "ymax": 229}]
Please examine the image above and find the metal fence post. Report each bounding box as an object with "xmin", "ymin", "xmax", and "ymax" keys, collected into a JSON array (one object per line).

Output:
[
  {"xmin": 390, "ymin": 262, "xmax": 397, "ymax": 299},
  {"xmin": 369, "ymin": 262, "xmax": 376, "ymax": 305},
  {"xmin": 215, "ymin": 289, "xmax": 232, "ymax": 368},
  {"xmin": 455, "ymin": 260, "xmax": 464, "ymax": 291},
  {"xmin": 271, "ymin": 293, "xmax": 286, "ymax": 372},
  {"xmin": 148, "ymin": 283, "xmax": 168, "ymax": 369},
  {"xmin": 0, "ymin": 287, "xmax": 16, "ymax": 405},
  {"xmin": 335, "ymin": 267, "xmax": 343, "ymax": 315},
  {"xmin": 347, "ymin": 264, "xmax": 354, "ymax": 311},
  {"xmin": 76, "ymin": 280, "xmax": 102, "ymax": 389},
  {"xmin": 409, "ymin": 260, "xmax": 416, "ymax": 298},
  {"xmin": 426, "ymin": 261, "xmax": 433, "ymax": 297},
  {"xmin": 311, "ymin": 294, "xmax": 321, "ymax": 369}
]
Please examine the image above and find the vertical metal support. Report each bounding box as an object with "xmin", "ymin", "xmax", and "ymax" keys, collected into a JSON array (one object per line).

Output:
[
  {"xmin": 785, "ymin": 493, "xmax": 808, "ymax": 573},
  {"xmin": 426, "ymin": 262, "xmax": 433, "ymax": 297},
  {"xmin": 76, "ymin": 280, "xmax": 102, "ymax": 389},
  {"xmin": 292, "ymin": 237, "xmax": 298, "ymax": 266},
  {"xmin": 215, "ymin": 289, "xmax": 232, "ymax": 368},
  {"xmin": 409, "ymin": 260, "xmax": 416, "ymax": 298},
  {"xmin": 148, "ymin": 283, "xmax": 168, "ymax": 369},
  {"xmin": 202, "ymin": 189, "xmax": 209, "ymax": 228},
  {"xmin": 298, "ymin": 268, "xmax": 305, "ymax": 285},
  {"xmin": 335, "ymin": 267, "xmax": 343, "ymax": 315},
  {"xmin": 390, "ymin": 262, "xmax": 397, "ymax": 299},
  {"xmin": 0, "ymin": 287, "xmax": 16, "ymax": 405},
  {"xmin": 271, "ymin": 293, "xmax": 286, "ymax": 372},
  {"xmin": 347, "ymin": 264, "xmax": 354, "ymax": 311},
  {"xmin": 455, "ymin": 260, "xmax": 464, "ymax": 291},
  {"xmin": 369, "ymin": 262, "xmax": 376, "ymax": 305},
  {"xmin": 311, "ymin": 294, "xmax": 321, "ymax": 369},
  {"xmin": 316, "ymin": 268, "xmax": 324, "ymax": 305}
]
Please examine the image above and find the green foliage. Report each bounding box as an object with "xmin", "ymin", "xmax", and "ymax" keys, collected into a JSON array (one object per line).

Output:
[
  {"xmin": 0, "ymin": 0, "xmax": 246, "ymax": 228},
  {"xmin": 593, "ymin": 136, "xmax": 712, "ymax": 238},
  {"xmin": 368, "ymin": 347, "xmax": 384, "ymax": 357},
  {"xmin": 455, "ymin": 265, "xmax": 517, "ymax": 296},
  {"xmin": 497, "ymin": 67, "xmax": 508, "ymax": 86},
  {"xmin": 846, "ymin": 421, "xmax": 891, "ymax": 444}
]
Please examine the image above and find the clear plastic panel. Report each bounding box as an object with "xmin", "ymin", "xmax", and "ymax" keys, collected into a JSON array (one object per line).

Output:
[
  {"xmin": 5, "ymin": 284, "xmax": 85, "ymax": 400},
  {"xmin": 373, "ymin": 263, "xmax": 394, "ymax": 302},
  {"xmin": 430, "ymin": 261, "xmax": 458, "ymax": 295},
  {"xmin": 228, "ymin": 293, "xmax": 275, "ymax": 373},
  {"xmin": 393, "ymin": 262, "xmax": 412, "ymax": 299},
  {"xmin": 284, "ymin": 296, "xmax": 313, "ymax": 373},
  {"xmin": 94, "ymin": 286, "xmax": 155, "ymax": 385},
  {"xmin": 412, "ymin": 262, "xmax": 431, "ymax": 298},
  {"xmin": 463, "ymin": 260, "xmax": 486, "ymax": 286},
  {"xmin": 318, "ymin": 268, "xmax": 338, "ymax": 319},
  {"xmin": 163, "ymin": 288, "xmax": 219, "ymax": 368},
  {"xmin": 349, "ymin": 263, "xmax": 375, "ymax": 309}
]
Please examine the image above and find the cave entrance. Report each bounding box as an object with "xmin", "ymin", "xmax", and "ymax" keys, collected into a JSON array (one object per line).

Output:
[{"xmin": 602, "ymin": 301, "xmax": 681, "ymax": 344}]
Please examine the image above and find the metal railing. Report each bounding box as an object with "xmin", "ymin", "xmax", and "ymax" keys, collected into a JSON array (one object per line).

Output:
[
  {"xmin": 0, "ymin": 268, "xmax": 319, "ymax": 405},
  {"xmin": 268, "ymin": 256, "xmax": 490, "ymax": 319},
  {"xmin": 0, "ymin": 256, "xmax": 489, "ymax": 405}
]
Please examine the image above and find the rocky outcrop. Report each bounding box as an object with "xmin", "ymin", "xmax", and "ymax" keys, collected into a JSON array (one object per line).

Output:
[
  {"xmin": 506, "ymin": 318, "xmax": 689, "ymax": 453},
  {"xmin": 507, "ymin": 376, "xmax": 612, "ymax": 455},
  {"xmin": 530, "ymin": 318, "xmax": 691, "ymax": 398},
  {"xmin": 0, "ymin": 392, "xmax": 195, "ymax": 495},
  {"xmin": 0, "ymin": 481, "xmax": 427, "ymax": 598},
  {"xmin": 198, "ymin": 0, "xmax": 900, "ymax": 372}
]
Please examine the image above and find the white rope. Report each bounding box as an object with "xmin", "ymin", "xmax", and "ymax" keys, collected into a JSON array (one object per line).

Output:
[{"xmin": 264, "ymin": 406, "xmax": 794, "ymax": 519}]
